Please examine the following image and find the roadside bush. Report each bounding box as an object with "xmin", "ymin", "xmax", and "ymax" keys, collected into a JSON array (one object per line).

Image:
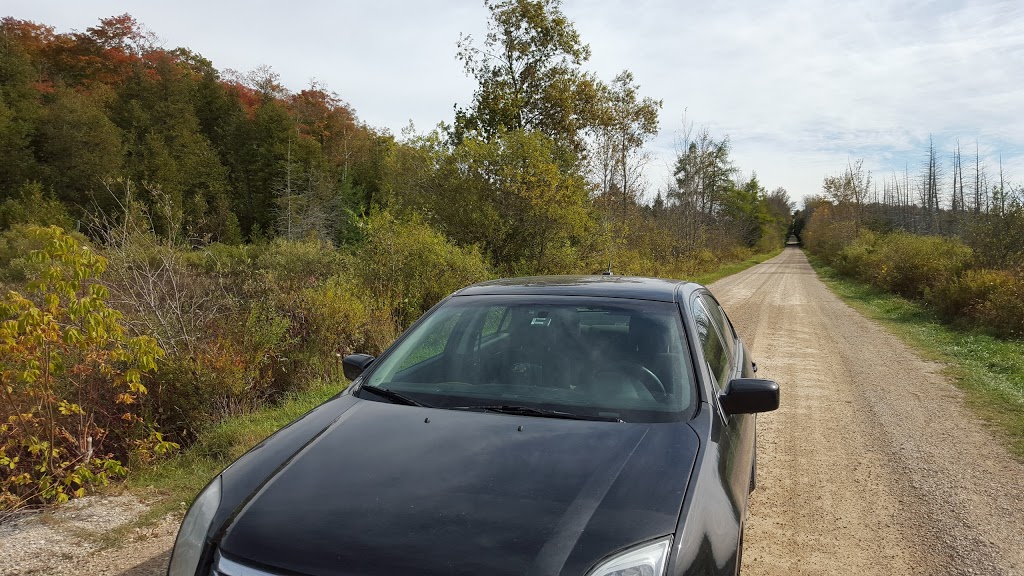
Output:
[
  {"xmin": 298, "ymin": 276, "xmax": 399, "ymax": 364},
  {"xmin": 866, "ymin": 233, "xmax": 972, "ymax": 300},
  {"xmin": 975, "ymin": 270, "xmax": 1024, "ymax": 338},
  {"xmin": 353, "ymin": 212, "xmax": 492, "ymax": 327},
  {"xmin": 926, "ymin": 268, "xmax": 1024, "ymax": 339},
  {"xmin": 144, "ymin": 297, "xmax": 300, "ymax": 439},
  {"xmin": 0, "ymin": 182, "xmax": 73, "ymax": 232},
  {"xmin": 0, "ymin": 226, "xmax": 172, "ymax": 509},
  {"xmin": 0, "ymin": 224, "xmax": 92, "ymax": 284},
  {"xmin": 928, "ymin": 269, "xmax": 1014, "ymax": 324},
  {"xmin": 832, "ymin": 230, "xmax": 879, "ymax": 279},
  {"xmin": 255, "ymin": 238, "xmax": 347, "ymax": 292}
]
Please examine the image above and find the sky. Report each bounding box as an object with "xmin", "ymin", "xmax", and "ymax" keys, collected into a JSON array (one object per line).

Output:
[{"xmin": 6, "ymin": 0, "xmax": 1024, "ymax": 206}]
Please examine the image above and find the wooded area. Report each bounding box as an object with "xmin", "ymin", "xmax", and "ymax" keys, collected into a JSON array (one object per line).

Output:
[{"xmin": 0, "ymin": 1, "xmax": 793, "ymax": 508}]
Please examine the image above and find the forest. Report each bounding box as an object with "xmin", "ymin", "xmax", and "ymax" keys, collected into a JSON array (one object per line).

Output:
[{"xmin": 0, "ymin": 1, "xmax": 793, "ymax": 508}]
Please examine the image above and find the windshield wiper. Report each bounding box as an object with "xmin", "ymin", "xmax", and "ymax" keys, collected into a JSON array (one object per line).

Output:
[
  {"xmin": 450, "ymin": 405, "xmax": 623, "ymax": 422},
  {"xmin": 360, "ymin": 385, "xmax": 431, "ymax": 407}
]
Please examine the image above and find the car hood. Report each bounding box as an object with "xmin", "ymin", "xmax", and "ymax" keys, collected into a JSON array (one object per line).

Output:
[{"xmin": 218, "ymin": 398, "xmax": 699, "ymax": 576}]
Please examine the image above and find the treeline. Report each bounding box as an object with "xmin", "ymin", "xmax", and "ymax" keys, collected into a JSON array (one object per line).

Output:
[
  {"xmin": 0, "ymin": 6, "xmax": 791, "ymax": 275},
  {"xmin": 799, "ymin": 145, "xmax": 1024, "ymax": 339},
  {"xmin": 0, "ymin": 1, "xmax": 793, "ymax": 508}
]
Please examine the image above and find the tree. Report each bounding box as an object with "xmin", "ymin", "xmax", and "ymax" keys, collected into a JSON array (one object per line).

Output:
[
  {"xmin": 33, "ymin": 89, "xmax": 124, "ymax": 216},
  {"xmin": 590, "ymin": 70, "xmax": 662, "ymax": 205},
  {"xmin": 111, "ymin": 56, "xmax": 232, "ymax": 242},
  {"xmin": 920, "ymin": 136, "xmax": 941, "ymax": 231},
  {"xmin": 453, "ymin": 0, "xmax": 600, "ymax": 159},
  {"xmin": 274, "ymin": 131, "xmax": 340, "ymax": 242},
  {"xmin": 0, "ymin": 30, "xmax": 40, "ymax": 194},
  {"xmin": 669, "ymin": 122, "xmax": 736, "ymax": 251},
  {"xmin": 672, "ymin": 125, "xmax": 735, "ymax": 214}
]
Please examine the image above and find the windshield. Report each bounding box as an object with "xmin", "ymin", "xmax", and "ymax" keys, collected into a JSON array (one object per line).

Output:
[{"xmin": 361, "ymin": 295, "xmax": 696, "ymax": 422}]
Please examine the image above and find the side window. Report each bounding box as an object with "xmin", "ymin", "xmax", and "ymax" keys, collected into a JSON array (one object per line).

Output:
[
  {"xmin": 700, "ymin": 294, "xmax": 736, "ymax": 358},
  {"xmin": 692, "ymin": 299, "xmax": 732, "ymax": 390}
]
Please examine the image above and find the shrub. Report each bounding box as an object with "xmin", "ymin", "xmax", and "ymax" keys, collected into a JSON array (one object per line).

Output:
[
  {"xmin": 833, "ymin": 230, "xmax": 879, "ymax": 279},
  {"xmin": 976, "ymin": 275, "xmax": 1024, "ymax": 339},
  {"xmin": 298, "ymin": 276, "xmax": 399, "ymax": 363},
  {"xmin": 144, "ymin": 299, "xmax": 298, "ymax": 438},
  {"xmin": 0, "ymin": 182, "xmax": 74, "ymax": 231},
  {"xmin": 867, "ymin": 233, "xmax": 973, "ymax": 299},
  {"xmin": 928, "ymin": 269, "xmax": 1011, "ymax": 323},
  {"xmin": 0, "ymin": 226, "xmax": 171, "ymax": 509},
  {"xmin": 928, "ymin": 268, "xmax": 1024, "ymax": 339},
  {"xmin": 353, "ymin": 212, "xmax": 492, "ymax": 327},
  {"xmin": 255, "ymin": 237, "xmax": 347, "ymax": 292}
]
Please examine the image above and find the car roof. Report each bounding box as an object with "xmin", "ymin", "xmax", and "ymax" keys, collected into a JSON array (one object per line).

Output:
[{"xmin": 453, "ymin": 275, "xmax": 702, "ymax": 303}]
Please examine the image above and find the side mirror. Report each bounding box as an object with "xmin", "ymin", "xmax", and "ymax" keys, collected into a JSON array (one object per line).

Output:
[
  {"xmin": 342, "ymin": 354, "xmax": 375, "ymax": 381},
  {"xmin": 719, "ymin": 378, "xmax": 779, "ymax": 415}
]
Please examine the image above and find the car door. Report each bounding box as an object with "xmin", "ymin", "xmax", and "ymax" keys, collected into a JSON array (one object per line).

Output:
[
  {"xmin": 690, "ymin": 293, "xmax": 753, "ymax": 513},
  {"xmin": 698, "ymin": 293, "xmax": 757, "ymax": 488}
]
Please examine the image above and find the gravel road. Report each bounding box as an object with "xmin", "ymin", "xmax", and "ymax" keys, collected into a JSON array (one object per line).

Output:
[
  {"xmin": 713, "ymin": 247, "xmax": 1024, "ymax": 576},
  {"xmin": 2, "ymin": 246, "xmax": 1021, "ymax": 575}
]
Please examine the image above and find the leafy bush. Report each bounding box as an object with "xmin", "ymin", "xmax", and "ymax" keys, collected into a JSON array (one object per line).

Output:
[
  {"xmin": 866, "ymin": 233, "xmax": 972, "ymax": 299},
  {"xmin": 255, "ymin": 238, "xmax": 347, "ymax": 292},
  {"xmin": 0, "ymin": 226, "xmax": 171, "ymax": 509},
  {"xmin": 928, "ymin": 269, "xmax": 1013, "ymax": 323},
  {"xmin": 975, "ymin": 270, "xmax": 1024, "ymax": 338},
  {"xmin": 298, "ymin": 276, "xmax": 399, "ymax": 362},
  {"xmin": 353, "ymin": 212, "xmax": 492, "ymax": 327},
  {"xmin": 0, "ymin": 182, "xmax": 73, "ymax": 231},
  {"xmin": 832, "ymin": 230, "xmax": 879, "ymax": 279},
  {"xmin": 818, "ymin": 223, "xmax": 1023, "ymax": 340},
  {"xmin": 930, "ymin": 269, "xmax": 1024, "ymax": 338},
  {"xmin": 0, "ymin": 224, "xmax": 94, "ymax": 284}
]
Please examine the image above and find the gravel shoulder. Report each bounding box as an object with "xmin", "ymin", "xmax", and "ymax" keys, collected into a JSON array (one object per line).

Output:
[
  {"xmin": 3, "ymin": 246, "xmax": 1021, "ymax": 575},
  {"xmin": 712, "ymin": 247, "xmax": 1024, "ymax": 576},
  {"xmin": 0, "ymin": 495, "xmax": 178, "ymax": 576}
]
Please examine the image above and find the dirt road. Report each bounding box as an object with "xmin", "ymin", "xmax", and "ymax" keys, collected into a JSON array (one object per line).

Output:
[
  {"xmin": 3, "ymin": 246, "xmax": 1021, "ymax": 575},
  {"xmin": 712, "ymin": 247, "xmax": 1024, "ymax": 576}
]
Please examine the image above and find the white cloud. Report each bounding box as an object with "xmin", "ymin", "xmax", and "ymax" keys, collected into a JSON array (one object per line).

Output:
[{"xmin": 6, "ymin": 0, "xmax": 1023, "ymax": 203}]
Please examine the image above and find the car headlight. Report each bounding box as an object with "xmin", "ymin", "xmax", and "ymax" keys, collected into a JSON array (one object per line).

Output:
[
  {"xmin": 168, "ymin": 475, "xmax": 223, "ymax": 576},
  {"xmin": 586, "ymin": 537, "xmax": 672, "ymax": 576}
]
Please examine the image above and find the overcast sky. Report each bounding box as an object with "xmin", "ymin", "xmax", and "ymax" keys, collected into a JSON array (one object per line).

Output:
[{"xmin": 7, "ymin": 0, "xmax": 1024, "ymax": 205}]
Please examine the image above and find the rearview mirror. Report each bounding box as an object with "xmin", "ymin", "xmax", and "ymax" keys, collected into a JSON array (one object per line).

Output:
[
  {"xmin": 342, "ymin": 354, "xmax": 375, "ymax": 381},
  {"xmin": 719, "ymin": 378, "xmax": 780, "ymax": 415}
]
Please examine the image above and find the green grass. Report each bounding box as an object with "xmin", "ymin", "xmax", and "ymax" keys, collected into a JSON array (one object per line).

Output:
[
  {"xmin": 809, "ymin": 256, "xmax": 1024, "ymax": 459},
  {"xmin": 693, "ymin": 247, "xmax": 784, "ymax": 285}
]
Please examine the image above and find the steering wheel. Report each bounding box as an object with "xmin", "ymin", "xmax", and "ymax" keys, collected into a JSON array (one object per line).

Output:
[{"xmin": 592, "ymin": 361, "xmax": 667, "ymax": 400}]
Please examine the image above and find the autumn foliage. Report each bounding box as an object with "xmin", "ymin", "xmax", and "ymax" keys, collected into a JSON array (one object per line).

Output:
[{"xmin": 0, "ymin": 226, "xmax": 171, "ymax": 508}]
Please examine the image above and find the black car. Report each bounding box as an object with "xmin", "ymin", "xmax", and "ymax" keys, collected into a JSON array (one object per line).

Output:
[{"xmin": 168, "ymin": 275, "xmax": 779, "ymax": 576}]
